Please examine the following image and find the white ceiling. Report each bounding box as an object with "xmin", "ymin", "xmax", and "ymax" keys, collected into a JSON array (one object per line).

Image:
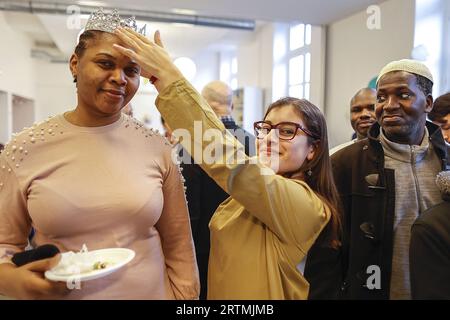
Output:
[
  {"xmin": 3, "ymin": 0, "xmax": 386, "ymax": 60},
  {"xmin": 29, "ymin": 0, "xmax": 386, "ymax": 24},
  {"xmin": 36, "ymin": 14, "xmax": 258, "ymax": 58}
]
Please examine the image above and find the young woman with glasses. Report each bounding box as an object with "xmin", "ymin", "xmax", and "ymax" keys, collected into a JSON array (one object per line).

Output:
[{"xmin": 113, "ymin": 27, "xmax": 342, "ymax": 299}]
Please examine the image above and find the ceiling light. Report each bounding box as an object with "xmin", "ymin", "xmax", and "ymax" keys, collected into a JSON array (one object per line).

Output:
[
  {"xmin": 172, "ymin": 8, "xmax": 197, "ymax": 15},
  {"xmin": 77, "ymin": 1, "xmax": 107, "ymax": 6}
]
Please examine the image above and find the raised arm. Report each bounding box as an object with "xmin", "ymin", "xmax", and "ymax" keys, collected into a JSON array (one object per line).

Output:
[
  {"xmin": 113, "ymin": 28, "xmax": 329, "ymax": 249},
  {"xmin": 156, "ymin": 79, "xmax": 329, "ymax": 247}
]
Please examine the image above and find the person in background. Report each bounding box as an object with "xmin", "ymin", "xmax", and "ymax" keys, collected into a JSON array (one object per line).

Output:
[
  {"xmin": 305, "ymin": 59, "xmax": 448, "ymax": 300},
  {"xmin": 0, "ymin": 144, "xmax": 4, "ymax": 152},
  {"xmin": 410, "ymin": 171, "xmax": 450, "ymax": 299},
  {"xmin": 330, "ymin": 88, "xmax": 376, "ymax": 154},
  {"xmin": 114, "ymin": 27, "xmax": 342, "ymax": 299},
  {"xmin": 0, "ymin": 9, "xmax": 199, "ymax": 300},
  {"xmin": 200, "ymin": 81, "xmax": 255, "ymax": 156},
  {"xmin": 428, "ymin": 92, "xmax": 450, "ymax": 144}
]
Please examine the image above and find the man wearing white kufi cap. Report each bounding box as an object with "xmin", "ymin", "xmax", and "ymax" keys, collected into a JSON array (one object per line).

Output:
[{"xmin": 304, "ymin": 59, "xmax": 449, "ymax": 300}]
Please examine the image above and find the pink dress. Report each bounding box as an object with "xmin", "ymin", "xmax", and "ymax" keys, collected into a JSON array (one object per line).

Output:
[{"xmin": 0, "ymin": 113, "xmax": 199, "ymax": 299}]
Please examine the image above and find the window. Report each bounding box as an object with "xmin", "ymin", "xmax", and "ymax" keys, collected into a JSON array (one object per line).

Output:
[
  {"xmin": 273, "ymin": 23, "xmax": 312, "ymax": 101},
  {"xmin": 231, "ymin": 57, "xmax": 238, "ymax": 74},
  {"xmin": 414, "ymin": 0, "xmax": 446, "ymax": 95},
  {"xmin": 290, "ymin": 24, "xmax": 305, "ymax": 50},
  {"xmin": 272, "ymin": 64, "xmax": 287, "ymax": 100},
  {"xmin": 289, "ymin": 55, "xmax": 304, "ymax": 85},
  {"xmin": 305, "ymin": 24, "xmax": 312, "ymax": 45},
  {"xmin": 287, "ymin": 24, "xmax": 311, "ymax": 99},
  {"xmin": 220, "ymin": 61, "xmax": 230, "ymax": 83}
]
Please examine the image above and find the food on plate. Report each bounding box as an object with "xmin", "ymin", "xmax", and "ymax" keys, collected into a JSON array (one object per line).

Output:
[
  {"xmin": 93, "ymin": 261, "xmax": 109, "ymax": 270},
  {"xmin": 49, "ymin": 244, "xmax": 113, "ymax": 276}
]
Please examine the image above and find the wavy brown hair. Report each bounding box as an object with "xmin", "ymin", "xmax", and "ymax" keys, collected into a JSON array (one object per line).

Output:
[{"xmin": 264, "ymin": 97, "xmax": 342, "ymax": 249}]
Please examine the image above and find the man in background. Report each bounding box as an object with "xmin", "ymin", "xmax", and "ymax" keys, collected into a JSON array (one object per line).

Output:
[
  {"xmin": 330, "ymin": 88, "xmax": 376, "ymax": 154},
  {"xmin": 305, "ymin": 59, "xmax": 448, "ymax": 299}
]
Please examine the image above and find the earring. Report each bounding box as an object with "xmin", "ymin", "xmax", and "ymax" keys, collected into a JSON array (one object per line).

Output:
[
  {"xmin": 73, "ymin": 75, "xmax": 77, "ymax": 83},
  {"xmin": 307, "ymin": 169, "xmax": 312, "ymax": 176}
]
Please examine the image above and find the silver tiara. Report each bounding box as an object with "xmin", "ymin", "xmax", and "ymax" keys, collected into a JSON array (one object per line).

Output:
[{"xmin": 84, "ymin": 8, "xmax": 146, "ymax": 35}]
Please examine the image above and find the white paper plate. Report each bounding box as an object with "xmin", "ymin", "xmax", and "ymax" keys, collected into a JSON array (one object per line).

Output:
[{"xmin": 45, "ymin": 248, "xmax": 135, "ymax": 282}]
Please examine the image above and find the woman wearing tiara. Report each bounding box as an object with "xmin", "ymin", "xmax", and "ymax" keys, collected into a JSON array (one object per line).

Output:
[
  {"xmin": 111, "ymin": 27, "xmax": 342, "ymax": 299},
  {"xmin": 0, "ymin": 9, "xmax": 199, "ymax": 300}
]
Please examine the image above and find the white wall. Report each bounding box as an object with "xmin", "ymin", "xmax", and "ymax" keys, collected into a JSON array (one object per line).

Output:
[
  {"xmin": 0, "ymin": 91, "xmax": 10, "ymax": 145},
  {"xmin": 129, "ymin": 90, "xmax": 162, "ymax": 132},
  {"xmin": 0, "ymin": 12, "xmax": 35, "ymax": 99},
  {"xmin": 191, "ymin": 51, "xmax": 220, "ymax": 92},
  {"xmin": 34, "ymin": 60, "xmax": 76, "ymax": 121},
  {"xmin": 238, "ymin": 23, "xmax": 274, "ymax": 109},
  {"xmin": 12, "ymin": 96, "xmax": 35, "ymax": 133},
  {"xmin": 0, "ymin": 11, "xmax": 37, "ymax": 143},
  {"xmin": 325, "ymin": 0, "xmax": 415, "ymax": 148}
]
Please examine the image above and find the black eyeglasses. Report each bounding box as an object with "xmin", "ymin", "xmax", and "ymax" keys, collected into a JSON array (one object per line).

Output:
[{"xmin": 253, "ymin": 121, "xmax": 318, "ymax": 141}]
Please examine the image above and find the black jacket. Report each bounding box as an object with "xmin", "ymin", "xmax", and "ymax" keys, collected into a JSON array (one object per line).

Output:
[
  {"xmin": 304, "ymin": 121, "xmax": 448, "ymax": 299},
  {"xmin": 410, "ymin": 198, "xmax": 450, "ymax": 299},
  {"xmin": 180, "ymin": 118, "xmax": 255, "ymax": 299}
]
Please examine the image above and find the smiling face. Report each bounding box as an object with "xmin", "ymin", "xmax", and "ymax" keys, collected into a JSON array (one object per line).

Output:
[
  {"xmin": 350, "ymin": 89, "xmax": 376, "ymax": 139},
  {"xmin": 376, "ymin": 71, "xmax": 433, "ymax": 145},
  {"xmin": 257, "ymin": 104, "xmax": 315, "ymax": 176},
  {"xmin": 70, "ymin": 32, "xmax": 140, "ymax": 120}
]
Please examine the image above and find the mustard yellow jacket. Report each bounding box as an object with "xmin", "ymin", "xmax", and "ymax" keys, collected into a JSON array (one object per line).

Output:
[{"xmin": 156, "ymin": 79, "xmax": 330, "ymax": 299}]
